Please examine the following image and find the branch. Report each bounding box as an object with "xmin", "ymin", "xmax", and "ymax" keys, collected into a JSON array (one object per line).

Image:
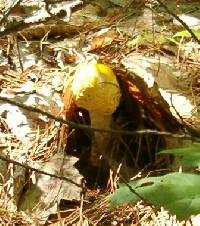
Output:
[
  {"xmin": 0, "ymin": 0, "xmax": 82, "ymax": 38},
  {"xmin": 156, "ymin": 0, "xmax": 200, "ymax": 44},
  {"xmin": 118, "ymin": 174, "xmax": 153, "ymax": 206},
  {"xmin": 0, "ymin": 95, "xmax": 198, "ymax": 140},
  {"xmin": 0, "ymin": 19, "xmax": 49, "ymax": 38},
  {"xmin": 0, "ymin": 154, "xmax": 81, "ymax": 187}
]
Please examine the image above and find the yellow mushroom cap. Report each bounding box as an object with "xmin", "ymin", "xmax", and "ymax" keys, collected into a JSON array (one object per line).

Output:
[{"xmin": 71, "ymin": 63, "xmax": 121, "ymax": 115}]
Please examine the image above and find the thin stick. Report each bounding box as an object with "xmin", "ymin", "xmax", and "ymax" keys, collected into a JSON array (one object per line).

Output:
[
  {"xmin": 0, "ymin": 154, "xmax": 81, "ymax": 187},
  {"xmin": 0, "ymin": 96, "xmax": 198, "ymax": 140},
  {"xmin": 156, "ymin": 0, "xmax": 200, "ymax": 44}
]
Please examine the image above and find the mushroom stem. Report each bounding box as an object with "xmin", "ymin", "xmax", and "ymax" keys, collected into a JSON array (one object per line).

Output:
[{"xmin": 89, "ymin": 112, "xmax": 113, "ymax": 166}]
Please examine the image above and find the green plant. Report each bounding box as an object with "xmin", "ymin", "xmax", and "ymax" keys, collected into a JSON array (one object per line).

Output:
[
  {"xmin": 108, "ymin": 143, "xmax": 200, "ymax": 220},
  {"xmin": 127, "ymin": 32, "xmax": 179, "ymax": 48},
  {"xmin": 173, "ymin": 29, "xmax": 200, "ymax": 40}
]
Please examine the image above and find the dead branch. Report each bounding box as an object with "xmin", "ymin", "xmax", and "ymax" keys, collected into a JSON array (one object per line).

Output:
[
  {"xmin": 0, "ymin": 154, "xmax": 82, "ymax": 187},
  {"xmin": 0, "ymin": 95, "xmax": 198, "ymax": 140},
  {"xmin": 0, "ymin": 148, "xmax": 150, "ymax": 205},
  {"xmin": 0, "ymin": 19, "xmax": 49, "ymax": 38},
  {"xmin": 0, "ymin": 0, "xmax": 82, "ymax": 38},
  {"xmin": 156, "ymin": 0, "xmax": 200, "ymax": 44}
]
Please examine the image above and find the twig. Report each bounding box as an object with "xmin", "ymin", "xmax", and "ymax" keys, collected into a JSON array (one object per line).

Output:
[
  {"xmin": 107, "ymin": 160, "xmax": 152, "ymax": 206},
  {"xmin": 119, "ymin": 175, "xmax": 153, "ymax": 206},
  {"xmin": 0, "ymin": 1, "xmax": 82, "ymax": 38},
  {"xmin": 15, "ymin": 35, "xmax": 24, "ymax": 72},
  {"xmin": 170, "ymin": 94, "xmax": 200, "ymax": 138},
  {"xmin": 0, "ymin": 95, "xmax": 199, "ymax": 140},
  {"xmin": 0, "ymin": 19, "xmax": 49, "ymax": 38},
  {"xmin": 156, "ymin": 0, "xmax": 200, "ymax": 44},
  {"xmin": 0, "ymin": 154, "xmax": 81, "ymax": 187},
  {"xmin": 0, "ymin": 96, "xmax": 200, "ymax": 139}
]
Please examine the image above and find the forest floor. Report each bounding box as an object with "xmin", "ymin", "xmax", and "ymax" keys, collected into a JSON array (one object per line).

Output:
[{"xmin": 0, "ymin": 0, "xmax": 200, "ymax": 225}]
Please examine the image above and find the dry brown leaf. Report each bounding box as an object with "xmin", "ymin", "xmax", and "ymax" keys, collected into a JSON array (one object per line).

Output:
[
  {"xmin": 118, "ymin": 71, "xmax": 181, "ymax": 132},
  {"xmin": 91, "ymin": 31, "xmax": 117, "ymax": 50},
  {"xmin": 18, "ymin": 153, "xmax": 82, "ymax": 225}
]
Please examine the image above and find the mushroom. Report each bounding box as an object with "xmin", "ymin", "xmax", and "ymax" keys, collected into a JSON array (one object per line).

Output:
[{"xmin": 69, "ymin": 63, "xmax": 121, "ymax": 165}]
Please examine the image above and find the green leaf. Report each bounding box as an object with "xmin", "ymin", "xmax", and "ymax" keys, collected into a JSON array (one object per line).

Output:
[
  {"xmin": 173, "ymin": 30, "xmax": 191, "ymax": 38},
  {"xmin": 108, "ymin": 173, "xmax": 200, "ymax": 220},
  {"xmin": 127, "ymin": 32, "xmax": 170, "ymax": 48},
  {"xmin": 159, "ymin": 143, "xmax": 200, "ymax": 167},
  {"xmin": 165, "ymin": 36, "xmax": 180, "ymax": 45},
  {"xmin": 173, "ymin": 30, "xmax": 200, "ymax": 40}
]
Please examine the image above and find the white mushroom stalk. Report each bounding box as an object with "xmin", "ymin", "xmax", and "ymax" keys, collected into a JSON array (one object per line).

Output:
[{"xmin": 70, "ymin": 63, "xmax": 121, "ymax": 165}]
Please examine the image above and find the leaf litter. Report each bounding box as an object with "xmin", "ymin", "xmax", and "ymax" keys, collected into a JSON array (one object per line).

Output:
[{"xmin": 0, "ymin": 0, "xmax": 200, "ymax": 225}]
